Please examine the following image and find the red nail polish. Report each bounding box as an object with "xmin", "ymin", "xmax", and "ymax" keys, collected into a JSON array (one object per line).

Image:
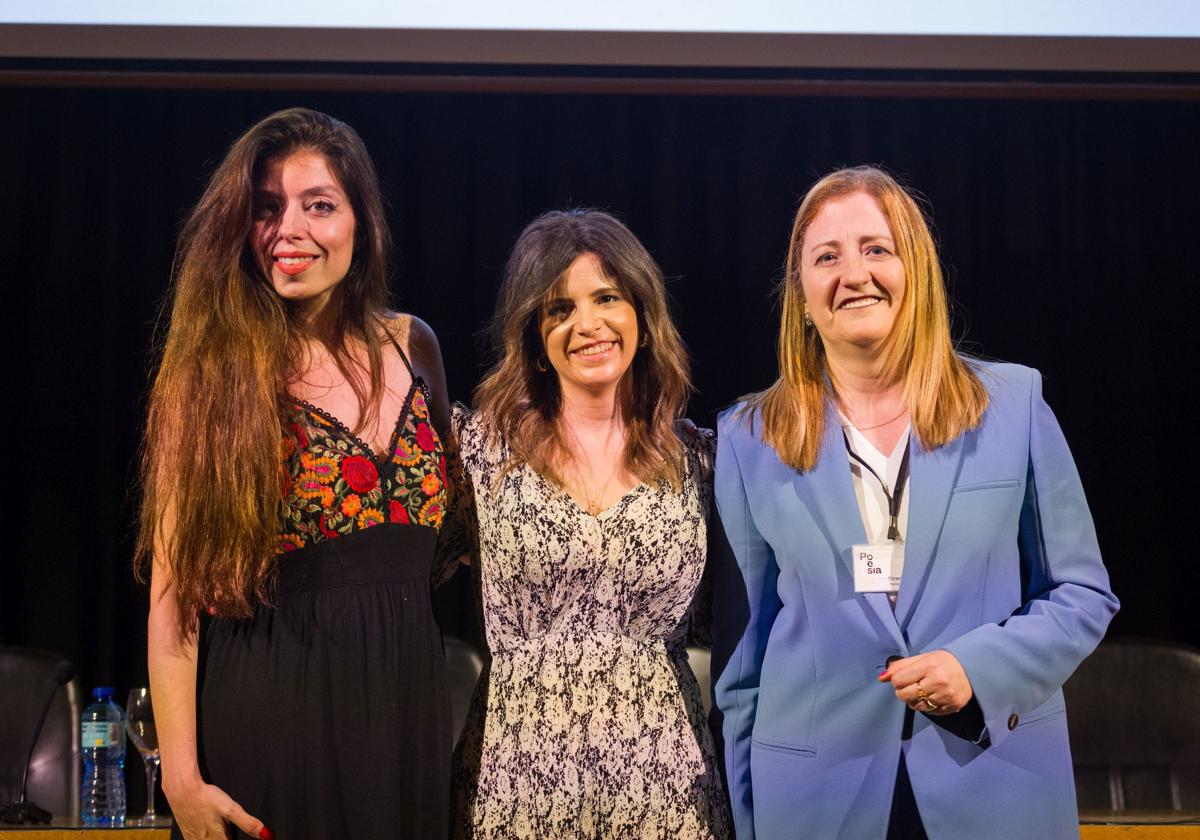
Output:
[
  {"xmin": 878, "ymin": 669, "xmax": 891, "ymax": 682},
  {"xmin": 259, "ymin": 828, "xmax": 274, "ymax": 840}
]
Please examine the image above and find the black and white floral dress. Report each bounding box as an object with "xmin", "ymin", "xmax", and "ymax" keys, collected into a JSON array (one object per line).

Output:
[{"xmin": 446, "ymin": 406, "xmax": 730, "ymax": 839}]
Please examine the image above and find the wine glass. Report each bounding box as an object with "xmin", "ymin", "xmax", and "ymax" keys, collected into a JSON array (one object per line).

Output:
[{"xmin": 125, "ymin": 688, "xmax": 161, "ymax": 825}]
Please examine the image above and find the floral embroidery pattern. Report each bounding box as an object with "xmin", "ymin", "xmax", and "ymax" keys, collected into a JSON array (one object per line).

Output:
[{"xmin": 277, "ymin": 381, "xmax": 446, "ymax": 554}]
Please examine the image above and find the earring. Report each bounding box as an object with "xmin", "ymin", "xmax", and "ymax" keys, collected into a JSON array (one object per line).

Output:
[
  {"xmin": 535, "ymin": 356, "xmax": 549, "ymax": 373},
  {"xmin": 803, "ymin": 311, "xmax": 815, "ymax": 328},
  {"xmin": 639, "ymin": 333, "xmax": 650, "ymax": 348}
]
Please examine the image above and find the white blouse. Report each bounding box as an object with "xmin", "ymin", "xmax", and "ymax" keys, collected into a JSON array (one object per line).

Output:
[{"xmin": 841, "ymin": 416, "xmax": 911, "ymax": 606}]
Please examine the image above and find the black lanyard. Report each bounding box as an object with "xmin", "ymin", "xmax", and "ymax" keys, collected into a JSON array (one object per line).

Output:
[{"xmin": 842, "ymin": 430, "xmax": 910, "ymax": 542}]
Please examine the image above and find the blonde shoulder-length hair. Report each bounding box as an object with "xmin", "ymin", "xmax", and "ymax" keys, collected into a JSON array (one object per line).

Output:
[
  {"xmin": 741, "ymin": 165, "xmax": 988, "ymax": 472},
  {"xmin": 474, "ymin": 209, "xmax": 693, "ymax": 489}
]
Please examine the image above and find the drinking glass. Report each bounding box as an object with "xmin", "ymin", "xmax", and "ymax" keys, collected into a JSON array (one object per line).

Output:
[{"xmin": 125, "ymin": 688, "xmax": 161, "ymax": 825}]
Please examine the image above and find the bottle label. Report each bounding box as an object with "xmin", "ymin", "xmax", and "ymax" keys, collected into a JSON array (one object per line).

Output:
[{"xmin": 82, "ymin": 720, "xmax": 120, "ymax": 748}]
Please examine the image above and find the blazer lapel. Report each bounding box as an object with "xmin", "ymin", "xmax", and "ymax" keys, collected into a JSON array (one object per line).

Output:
[
  {"xmin": 796, "ymin": 406, "xmax": 907, "ymax": 653},
  {"xmin": 894, "ymin": 431, "xmax": 967, "ymax": 629}
]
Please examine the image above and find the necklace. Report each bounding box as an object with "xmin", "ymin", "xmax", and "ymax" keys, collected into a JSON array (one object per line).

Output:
[
  {"xmin": 574, "ymin": 459, "xmax": 617, "ymax": 516},
  {"xmin": 560, "ymin": 413, "xmax": 624, "ymax": 516},
  {"xmin": 843, "ymin": 405, "xmax": 908, "ymax": 431}
]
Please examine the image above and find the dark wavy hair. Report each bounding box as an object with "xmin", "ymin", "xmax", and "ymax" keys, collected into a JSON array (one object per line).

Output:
[
  {"xmin": 475, "ymin": 209, "xmax": 693, "ymax": 489},
  {"xmin": 137, "ymin": 108, "xmax": 393, "ymax": 633}
]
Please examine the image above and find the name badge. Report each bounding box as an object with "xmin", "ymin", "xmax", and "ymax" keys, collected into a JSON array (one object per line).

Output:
[{"xmin": 853, "ymin": 542, "xmax": 904, "ymax": 593}]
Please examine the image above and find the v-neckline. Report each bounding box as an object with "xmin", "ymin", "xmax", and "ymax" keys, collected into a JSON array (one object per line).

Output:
[
  {"xmin": 529, "ymin": 465, "xmax": 647, "ymax": 521},
  {"xmin": 295, "ymin": 376, "xmax": 422, "ymax": 466},
  {"xmin": 839, "ymin": 410, "xmax": 911, "ymax": 462}
]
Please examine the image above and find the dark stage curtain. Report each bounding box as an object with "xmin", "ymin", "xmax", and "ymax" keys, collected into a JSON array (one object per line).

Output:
[{"xmin": 2, "ymin": 84, "xmax": 1196, "ymax": 706}]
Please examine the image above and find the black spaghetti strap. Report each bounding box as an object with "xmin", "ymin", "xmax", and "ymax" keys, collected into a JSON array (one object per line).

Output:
[{"xmin": 386, "ymin": 331, "xmax": 415, "ymax": 377}]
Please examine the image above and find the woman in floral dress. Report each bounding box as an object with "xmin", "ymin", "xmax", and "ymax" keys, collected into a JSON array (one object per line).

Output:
[
  {"xmin": 447, "ymin": 209, "xmax": 730, "ymax": 839},
  {"xmin": 141, "ymin": 108, "xmax": 455, "ymax": 840}
]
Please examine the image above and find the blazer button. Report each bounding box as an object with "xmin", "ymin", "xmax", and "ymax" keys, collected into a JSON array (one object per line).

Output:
[{"xmin": 1007, "ymin": 713, "xmax": 1019, "ymax": 730}]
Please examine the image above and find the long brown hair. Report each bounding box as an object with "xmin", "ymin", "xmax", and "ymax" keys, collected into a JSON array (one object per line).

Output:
[
  {"xmin": 742, "ymin": 166, "xmax": 988, "ymax": 471},
  {"xmin": 137, "ymin": 108, "xmax": 393, "ymax": 631},
  {"xmin": 474, "ymin": 209, "xmax": 692, "ymax": 489}
]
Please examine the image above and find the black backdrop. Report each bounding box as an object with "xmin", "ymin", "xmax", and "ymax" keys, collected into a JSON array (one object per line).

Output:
[{"xmin": 3, "ymin": 83, "xmax": 1198, "ymax": 719}]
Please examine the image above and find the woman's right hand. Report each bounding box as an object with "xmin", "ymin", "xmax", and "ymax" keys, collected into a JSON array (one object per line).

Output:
[
  {"xmin": 166, "ymin": 777, "xmax": 271, "ymax": 840},
  {"xmin": 148, "ymin": 516, "xmax": 271, "ymax": 840}
]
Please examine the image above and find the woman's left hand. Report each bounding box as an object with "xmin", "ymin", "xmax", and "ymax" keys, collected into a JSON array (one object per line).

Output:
[{"xmin": 879, "ymin": 650, "xmax": 973, "ymax": 715}]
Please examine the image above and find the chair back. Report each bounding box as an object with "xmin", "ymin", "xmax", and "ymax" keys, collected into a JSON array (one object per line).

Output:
[
  {"xmin": 444, "ymin": 636, "xmax": 484, "ymax": 742},
  {"xmin": 686, "ymin": 646, "xmax": 713, "ymax": 717},
  {"xmin": 1064, "ymin": 638, "xmax": 1200, "ymax": 810},
  {"xmin": 0, "ymin": 646, "xmax": 82, "ymax": 818}
]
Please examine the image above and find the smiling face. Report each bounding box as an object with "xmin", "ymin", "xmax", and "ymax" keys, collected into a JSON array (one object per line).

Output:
[
  {"xmin": 253, "ymin": 150, "xmax": 356, "ymax": 314},
  {"xmin": 540, "ymin": 252, "xmax": 640, "ymax": 404},
  {"xmin": 799, "ymin": 190, "xmax": 906, "ymax": 359}
]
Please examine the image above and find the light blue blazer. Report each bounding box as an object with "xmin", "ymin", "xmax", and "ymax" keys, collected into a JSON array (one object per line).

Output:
[{"xmin": 712, "ymin": 362, "xmax": 1118, "ymax": 840}]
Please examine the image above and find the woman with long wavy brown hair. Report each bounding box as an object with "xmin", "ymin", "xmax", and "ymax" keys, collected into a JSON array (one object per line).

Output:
[
  {"xmin": 446, "ymin": 210, "xmax": 730, "ymax": 838},
  {"xmin": 140, "ymin": 108, "xmax": 455, "ymax": 840}
]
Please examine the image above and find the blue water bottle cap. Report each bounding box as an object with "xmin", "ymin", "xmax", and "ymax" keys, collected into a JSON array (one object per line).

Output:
[{"xmin": 92, "ymin": 686, "xmax": 115, "ymax": 700}]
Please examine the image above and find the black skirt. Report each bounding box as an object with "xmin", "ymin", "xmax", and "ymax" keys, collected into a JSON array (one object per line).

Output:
[{"xmin": 175, "ymin": 524, "xmax": 452, "ymax": 840}]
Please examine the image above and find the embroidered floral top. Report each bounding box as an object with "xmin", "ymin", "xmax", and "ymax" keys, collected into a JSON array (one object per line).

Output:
[{"xmin": 277, "ymin": 375, "xmax": 448, "ymax": 558}]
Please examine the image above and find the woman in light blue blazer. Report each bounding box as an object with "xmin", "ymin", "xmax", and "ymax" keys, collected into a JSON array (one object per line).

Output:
[{"xmin": 712, "ymin": 166, "xmax": 1118, "ymax": 840}]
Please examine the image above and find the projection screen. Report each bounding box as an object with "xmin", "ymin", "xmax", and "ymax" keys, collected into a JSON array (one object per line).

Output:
[{"xmin": 2, "ymin": 1, "xmax": 1200, "ymax": 73}]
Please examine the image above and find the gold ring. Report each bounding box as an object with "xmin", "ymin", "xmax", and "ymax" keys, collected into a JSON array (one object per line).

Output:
[
  {"xmin": 916, "ymin": 686, "xmax": 929, "ymax": 703},
  {"xmin": 923, "ymin": 698, "xmax": 940, "ymax": 711}
]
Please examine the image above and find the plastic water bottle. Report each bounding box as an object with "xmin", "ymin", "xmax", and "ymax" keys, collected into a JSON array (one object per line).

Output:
[{"xmin": 81, "ymin": 686, "xmax": 126, "ymax": 826}]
